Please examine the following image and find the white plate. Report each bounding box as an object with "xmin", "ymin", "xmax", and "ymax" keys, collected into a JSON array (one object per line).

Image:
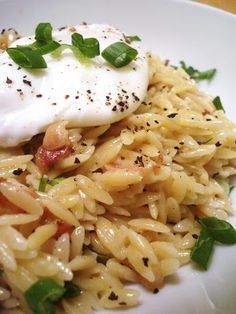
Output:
[{"xmin": 1, "ymin": 0, "xmax": 236, "ymax": 313}]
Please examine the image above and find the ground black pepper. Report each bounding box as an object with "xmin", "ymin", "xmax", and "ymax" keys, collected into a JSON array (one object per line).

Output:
[{"xmin": 108, "ymin": 291, "xmax": 118, "ymax": 301}]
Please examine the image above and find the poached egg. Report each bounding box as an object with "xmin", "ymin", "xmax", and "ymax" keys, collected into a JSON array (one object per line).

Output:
[{"xmin": 0, "ymin": 24, "xmax": 149, "ymax": 147}]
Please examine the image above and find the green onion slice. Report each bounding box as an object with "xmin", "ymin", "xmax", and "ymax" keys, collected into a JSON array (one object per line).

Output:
[
  {"xmin": 18, "ymin": 40, "xmax": 61, "ymax": 55},
  {"xmin": 180, "ymin": 61, "xmax": 216, "ymax": 81},
  {"xmin": 38, "ymin": 176, "xmax": 49, "ymax": 192},
  {"xmin": 63, "ymin": 282, "xmax": 81, "ymax": 299},
  {"xmin": 52, "ymin": 44, "xmax": 91, "ymax": 66},
  {"xmin": 72, "ymin": 32, "xmax": 100, "ymax": 58},
  {"xmin": 48, "ymin": 177, "xmax": 65, "ymax": 186},
  {"xmin": 24, "ymin": 279, "xmax": 65, "ymax": 314},
  {"xmin": 200, "ymin": 217, "xmax": 236, "ymax": 244},
  {"xmin": 6, "ymin": 47, "xmax": 47, "ymax": 69},
  {"xmin": 35, "ymin": 23, "xmax": 53, "ymax": 43},
  {"xmin": 213, "ymin": 96, "xmax": 225, "ymax": 112},
  {"xmin": 96, "ymin": 253, "xmax": 110, "ymax": 265},
  {"xmin": 229, "ymin": 185, "xmax": 235, "ymax": 194},
  {"xmin": 102, "ymin": 42, "xmax": 138, "ymax": 68},
  {"xmin": 125, "ymin": 35, "xmax": 141, "ymax": 42},
  {"xmin": 191, "ymin": 228, "xmax": 215, "ymax": 270}
]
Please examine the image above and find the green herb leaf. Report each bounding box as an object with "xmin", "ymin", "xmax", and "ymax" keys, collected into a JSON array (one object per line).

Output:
[
  {"xmin": 102, "ymin": 42, "xmax": 138, "ymax": 68},
  {"xmin": 72, "ymin": 33, "xmax": 100, "ymax": 58},
  {"xmin": 63, "ymin": 282, "xmax": 81, "ymax": 299},
  {"xmin": 6, "ymin": 47, "xmax": 47, "ymax": 69},
  {"xmin": 48, "ymin": 177, "xmax": 65, "ymax": 186},
  {"xmin": 191, "ymin": 228, "xmax": 215, "ymax": 270},
  {"xmin": 24, "ymin": 279, "xmax": 65, "ymax": 314},
  {"xmin": 125, "ymin": 35, "xmax": 141, "ymax": 42},
  {"xmin": 38, "ymin": 176, "xmax": 49, "ymax": 192},
  {"xmin": 35, "ymin": 23, "xmax": 53, "ymax": 43},
  {"xmin": 213, "ymin": 96, "xmax": 225, "ymax": 112},
  {"xmin": 180, "ymin": 61, "xmax": 216, "ymax": 81},
  {"xmin": 200, "ymin": 217, "xmax": 236, "ymax": 244}
]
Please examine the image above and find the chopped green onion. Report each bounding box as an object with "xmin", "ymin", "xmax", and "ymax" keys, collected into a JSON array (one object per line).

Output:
[
  {"xmin": 216, "ymin": 178, "xmax": 230, "ymax": 195},
  {"xmin": 229, "ymin": 185, "xmax": 235, "ymax": 194},
  {"xmin": 63, "ymin": 282, "xmax": 81, "ymax": 299},
  {"xmin": 35, "ymin": 23, "xmax": 53, "ymax": 43},
  {"xmin": 191, "ymin": 228, "xmax": 215, "ymax": 270},
  {"xmin": 38, "ymin": 176, "xmax": 49, "ymax": 192},
  {"xmin": 213, "ymin": 96, "xmax": 225, "ymax": 112},
  {"xmin": 72, "ymin": 33, "xmax": 100, "ymax": 58},
  {"xmin": 48, "ymin": 177, "xmax": 65, "ymax": 186},
  {"xmin": 125, "ymin": 35, "xmax": 141, "ymax": 42},
  {"xmin": 18, "ymin": 40, "xmax": 61, "ymax": 55},
  {"xmin": 96, "ymin": 253, "xmax": 110, "ymax": 265},
  {"xmin": 200, "ymin": 217, "xmax": 236, "ymax": 244},
  {"xmin": 6, "ymin": 47, "xmax": 47, "ymax": 69},
  {"xmin": 24, "ymin": 279, "xmax": 65, "ymax": 314},
  {"xmin": 198, "ymin": 138, "xmax": 212, "ymax": 145},
  {"xmin": 102, "ymin": 42, "xmax": 138, "ymax": 68},
  {"xmin": 180, "ymin": 61, "xmax": 216, "ymax": 81},
  {"xmin": 52, "ymin": 44, "xmax": 91, "ymax": 66}
]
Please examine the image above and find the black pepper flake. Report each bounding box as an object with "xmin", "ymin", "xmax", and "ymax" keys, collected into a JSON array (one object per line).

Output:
[
  {"xmin": 119, "ymin": 302, "xmax": 127, "ymax": 306},
  {"xmin": 121, "ymin": 89, "xmax": 127, "ymax": 94},
  {"xmin": 13, "ymin": 168, "xmax": 23, "ymax": 176},
  {"xmin": 134, "ymin": 156, "xmax": 144, "ymax": 167},
  {"xmin": 215, "ymin": 141, "xmax": 222, "ymax": 147},
  {"xmin": 120, "ymin": 107, "xmax": 125, "ymax": 112},
  {"xmin": 167, "ymin": 113, "xmax": 178, "ymax": 118},
  {"xmin": 74, "ymin": 157, "xmax": 80, "ymax": 164},
  {"xmin": 146, "ymin": 122, "xmax": 150, "ymax": 127},
  {"xmin": 17, "ymin": 66, "xmax": 21, "ymax": 70},
  {"xmin": 153, "ymin": 288, "xmax": 159, "ymax": 294},
  {"xmin": 23, "ymin": 75, "xmax": 27, "ymax": 78},
  {"xmin": 112, "ymin": 106, "xmax": 117, "ymax": 112},
  {"xmin": 36, "ymin": 94, "xmax": 42, "ymax": 98},
  {"xmin": 192, "ymin": 234, "xmax": 199, "ymax": 239},
  {"xmin": 23, "ymin": 79, "xmax": 32, "ymax": 87},
  {"xmin": 1, "ymin": 29, "xmax": 5, "ymax": 35},
  {"xmin": 75, "ymin": 95, "xmax": 79, "ymax": 99},
  {"xmin": 65, "ymin": 95, "xmax": 70, "ymax": 99},
  {"xmin": 17, "ymin": 89, "xmax": 22, "ymax": 92},
  {"xmin": 92, "ymin": 168, "xmax": 103, "ymax": 173},
  {"xmin": 164, "ymin": 108, "xmax": 167, "ymax": 111},
  {"xmin": 131, "ymin": 92, "xmax": 140, "ymax": 102},
  {"xmin": 174, "ymin": 146, "xmax": 179, "ymax": 150},
  {"xmin": 120, "ymin": 156, "xmax": 125, "ymax": 160},
  {"xmin": 142, "ymin": 257, "xmax": 149, "ymax": 267},
  {"xmin": 179, "ymin": 141, "xmax": 184, "ymax": 145},
  {"xmin": 6, "ymin": 77, "xmax": 12, "ymax": 84},
  {"xmin": 118, "ymin": 101, "xmax": 125, "ymax": 107},
  {"xmin": 154, "ymin": 120, "xmax": 159, "ymax": 124},
  {"xmin": 206, "ymin": 118, "xmax": 212, "ymax": 121},
  {"xmin": 8, "ymin": 63, "xmax": 12, "ymax": 66},
  {"xmin": 51, "ymin": 102, "xmax": 57, "ymax": 106},
  {"xmin": 87, "ymin": 89, "xmax": 91, "ymax": 94},
  {"xmin": 58, "ymin": 26, "xmax": 67, "ymax": 31},
  {"xmin": 108, "ymin": 291, "xmax": 118, "ymax": 301},
  {"xmin": 81, "ymin": 142, "xmax": 87, "ymax": 146}
]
